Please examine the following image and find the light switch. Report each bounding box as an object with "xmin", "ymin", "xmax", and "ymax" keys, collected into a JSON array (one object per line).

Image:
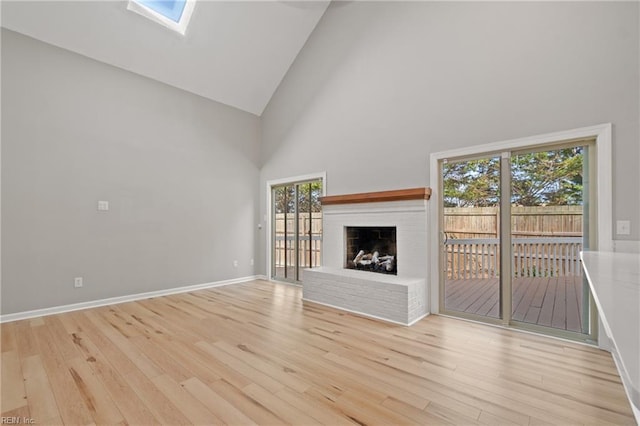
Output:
[
  {"xmin": 97, "ymin": 200, "xmax": 109, "ymax": 211},
  {"xmin": 616, "ymin": 220, "xmax": 631, "ymax": 235}
]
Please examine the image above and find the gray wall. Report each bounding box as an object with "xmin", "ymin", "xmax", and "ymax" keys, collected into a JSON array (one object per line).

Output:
[
  {"xmin": 2, "ymin": 30, "xmax": 261, "ymax": 314},
  {"xmin": 259, "ymin": 1, "xmax": 640, "ymax": 275}
]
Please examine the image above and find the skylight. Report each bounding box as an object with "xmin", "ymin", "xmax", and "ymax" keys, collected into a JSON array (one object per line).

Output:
[
  {"xmin": 137, "ymin": 0, "xmax": 186, "ymax": 23},
  {"xmin": 128, "ymin": 0, "xmax": 196, "ymax": 35}
]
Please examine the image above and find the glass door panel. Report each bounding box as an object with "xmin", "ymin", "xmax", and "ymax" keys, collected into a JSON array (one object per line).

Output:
[
  {"xmin": 296, "ymin": 182, "xmax": 323, "ymax": 281},
  {"xmin": 510, "ymin": 145, "xmax": 591, "ymax": 335},
  {"xmin": 442, "ymin": 156, "xmax": 502, "ymax": 319},
  {"xmin": 272, "ymin": 184, "xmax": 295, "ymax": 281}
]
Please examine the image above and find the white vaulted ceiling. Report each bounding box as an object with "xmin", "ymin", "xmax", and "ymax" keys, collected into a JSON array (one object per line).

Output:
[{"xmin": 1, "ymin": 1, "xmax": 330, "ymax": 115}]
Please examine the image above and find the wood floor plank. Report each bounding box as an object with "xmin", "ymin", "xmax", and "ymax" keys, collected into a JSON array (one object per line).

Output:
[
  {"xmin": 1, "ymin": 350, "xmax": 27, "ymax": 413},
  {"xmin": 31, "ymin": 325, "xmax": 95, "ymax": 425},
  {"xmin": 0, "ymin": 406, "xmax": 31, "ymax": 421},
  {"xmin": 21, "ymin": 355, "xmax": 63, "ymax": 425},
  {"xmin": 452, "ymin": 361, "xmax": 631, "ymax": 424},
  {"xmin": 83, "ymin": 311, "xmax": 190, "ymax": 424},
  {"xmin": 242, "ymin": 382, "xmax": 323, "ymax": 425},
  {"xmin": 196, "ymin": 340, "xmax": 285, "ymax": 393},
  {"xmin": 275, "ymin": 387, "xmax": 357, "ymax": 425},
  {"xmin": 336, "ymin": 389, "xmax": 416, "ymax": 426},
  {"xmin": 213, "ymin": 340, "xmax": 312, "ymax": 393},
  {"xmin": 182, "ymin": 377, "xmax": 257, "ymax": 425},
  {"xmin": 1, "ymin": 322, "xmax": 17, "ymax": 353},
  {"xmin": 14, "ymin": 321, "xmax": 39, "ymax": 359},
  {"xmin": 83, "ymin": 309, "xmax": 163, "ymax": 379},
  {"xmin": 151, "ymin": 374, "xmax": 224, "ymax": 425},
  {"xmin": 66, "ymin": 357, "xmax": 125, "ymax": 425},
  {"xmin": 382, "ymin": 396, "xmax": 455, "ymax": 425},
  {"xmin": 478, "ymin": 409, "xmax": 523, "ymax": 426},
  {"xmin": 128, "ymin": 334, "xmax": 192, "ymax": 384},
  {"xmin": 69, "ymin": 330, "xmax": 161, "ymax": 425},
  {"xmin": 1, "ymin": 280, "xmax": 634, "ymax": 425},
  {"xmin": 207, "ymin": 378, "xmax": 286, "ymax": 425},
  {"xmin": 424, "ymin": 401, "xmax": 482, "ymax": 425}
]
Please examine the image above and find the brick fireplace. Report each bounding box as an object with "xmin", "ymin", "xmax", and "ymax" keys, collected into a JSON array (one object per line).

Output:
[{"xmin": 303, "ymin": 188, "xmax": 430, "ymax": 325}]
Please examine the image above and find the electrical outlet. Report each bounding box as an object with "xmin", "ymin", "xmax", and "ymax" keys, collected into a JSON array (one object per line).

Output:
[
  {"xmin": 97, "ymin": 200, "xmax": 109, "ymax": 211},
  {"xmin": 233, "ymin": 260, "xmax": 238, "ymax": 267},
  {"xmin": 74, "ymin": 277, "xmax": 83, "ymax": 288},
  {"xmin": 250, "ymin": 258, "xmax": 254, "ymax": 266},
  {"xmin": 616, "ymin": 220, "xmax": 631, "ymax": 235}
]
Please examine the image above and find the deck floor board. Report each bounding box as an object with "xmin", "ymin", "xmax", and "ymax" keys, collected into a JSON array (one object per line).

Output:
[{"xmin": 445, "ymin": 276, "xmax": 584, "ymax": 333}]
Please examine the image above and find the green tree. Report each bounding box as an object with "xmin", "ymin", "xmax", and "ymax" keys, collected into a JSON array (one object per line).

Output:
[
  {"xmin": 443, "ymin": 147, "xmax": 583, "ymax": 207},
  {"xmin": 511, "ymin": 147, "xmax": 583, "ymax": 206},
  {"xmin": 274, "ymin": 181, "xmax": 323, "ymax": 213},
  {"xmin": 443, "ymin": 157, "xmax": 500, "ymax": 207}
]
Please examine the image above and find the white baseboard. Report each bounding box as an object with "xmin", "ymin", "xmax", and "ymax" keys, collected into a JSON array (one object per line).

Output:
[{"xmin": 0, "ymin": 275, "xmax": 262, "ymax": 323}]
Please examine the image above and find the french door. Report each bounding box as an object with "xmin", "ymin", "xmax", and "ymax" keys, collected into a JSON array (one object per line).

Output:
[
  {"xmin": 271, "ymin": 179, "xmax": 323, "ymax": 283},
  {"xmin": 439, "ymin": 141, "xmax": 597, "ymax": 341}
]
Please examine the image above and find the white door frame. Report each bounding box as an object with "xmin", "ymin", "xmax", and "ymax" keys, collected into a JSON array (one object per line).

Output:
[
  {"xmin": 428, "ymin": 124, "xmax": 613, "ymax": 315},
  {"xmin": 266, "ymin": 172, "xmax": 327, "ymax": 283}
]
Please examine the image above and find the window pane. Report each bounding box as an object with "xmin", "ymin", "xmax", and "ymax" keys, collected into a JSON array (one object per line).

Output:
[
  {"xmin": 510, "ymin": 146, "xmax": 587, "ymax": 334},
  {"xmin": 137, "ymin": 0, "xmax": 186, "ymax": 22},
  {"xmin": 442, "ymin": 156, "xmax": 502, "ymax": 319}
]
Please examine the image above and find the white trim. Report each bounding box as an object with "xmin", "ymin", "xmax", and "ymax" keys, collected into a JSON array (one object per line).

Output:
[
  {"xmin": 429, "ymin": 123, "xmax": 613, "ymax": 314},
  {"xmin": 265, "ymin": 172, "xmax": 326, "ymax": 282},
  {"xmin": 302, "ymin": 298, "xmax": 429, "ymax": 327},
  {"xmin": 127, "ymin": 0, "xmax": 196, "ymax": 36},
  {"xmin": 0, "ymin": 275, "xmax": 261, "ymax": 323},
  {"xmin": 266, "ymin": 172, "xmax": 327, "ymax": 189}
]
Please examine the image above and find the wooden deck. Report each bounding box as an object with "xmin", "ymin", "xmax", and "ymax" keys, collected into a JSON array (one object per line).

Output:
[{"xmin": 444, "ymin": 276, "xmax": 585, "ymax": 333}]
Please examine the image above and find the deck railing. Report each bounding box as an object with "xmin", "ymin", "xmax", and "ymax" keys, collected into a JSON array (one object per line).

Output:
[{"xmin": 445, "ymin": 237, "xmax": 583, "ymax": 279}]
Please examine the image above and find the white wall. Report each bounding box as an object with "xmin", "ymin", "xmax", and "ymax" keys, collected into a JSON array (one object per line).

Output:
[
  {"xmin": 259, "ymin": 1, "xmax": 640, "ymax": 275},
  {"xmin": 1, "ymin": 30, "xmax": 261, "ymax": 314}
]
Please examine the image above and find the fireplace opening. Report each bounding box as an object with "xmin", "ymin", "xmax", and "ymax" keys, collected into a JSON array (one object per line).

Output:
[{"xmin": 345, "ymin": 226, "xmax": 397, "ymax": 275}]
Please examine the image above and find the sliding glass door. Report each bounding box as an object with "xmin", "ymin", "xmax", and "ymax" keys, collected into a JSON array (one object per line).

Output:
[
  {"xmin": 509, "ymin": 145, "xmax": 593, "ymax": 335},
  {"xmin": 440, "ymin": 141, "xmax": 596, "ymax": 340},
  {"xmin": 272, "ymin": 180, "xmax": 322, "ymax": 283},
  {"xmin": 442, "ymin": 155, "xmax": 502, "ymax": 320}
]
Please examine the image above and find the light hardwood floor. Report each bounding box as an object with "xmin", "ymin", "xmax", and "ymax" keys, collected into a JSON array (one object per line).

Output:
[{"xmin": 1, "ymin": 280, "xmax": 635, "ymax": 425}]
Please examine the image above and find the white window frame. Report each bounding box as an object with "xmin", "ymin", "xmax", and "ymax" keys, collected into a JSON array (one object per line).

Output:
[{"xmin": 127, "ymin": 0, "xmax": 196, "ymax": 36}]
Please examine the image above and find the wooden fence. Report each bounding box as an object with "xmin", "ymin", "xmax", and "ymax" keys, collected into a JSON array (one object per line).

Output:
[{"xmin": 444, "ymin": 206, "xmax": 582, "ymax": 238}]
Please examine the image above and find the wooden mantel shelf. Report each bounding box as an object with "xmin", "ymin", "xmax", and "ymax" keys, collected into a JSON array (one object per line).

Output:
[{"xmin": 320, "ymin": 187, "xmax": 431, "ymax": 206}]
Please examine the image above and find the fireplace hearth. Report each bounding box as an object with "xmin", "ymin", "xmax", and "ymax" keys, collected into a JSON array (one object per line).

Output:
[
  {"xmin": 345, "ymin": 226, "xmax": 397, "ymax": 275},
  {"xmin": 303, "ymin": 187, "xmax": 429, "ymax": 325}
]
